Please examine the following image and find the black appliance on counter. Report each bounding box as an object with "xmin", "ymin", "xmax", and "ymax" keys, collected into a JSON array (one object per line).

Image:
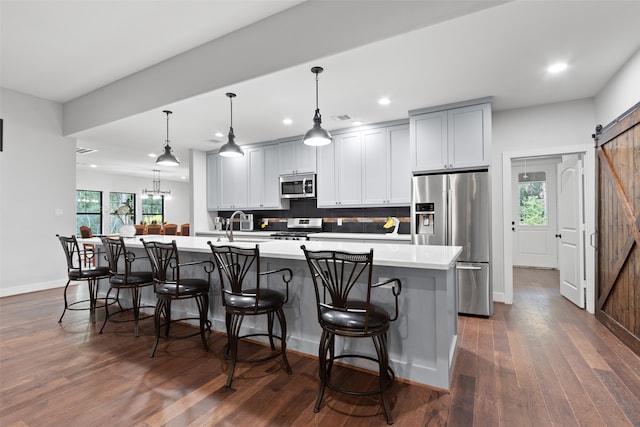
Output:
[{"xmin": 270, "ymin": 218, "xmax": 322, "ymax": 240}]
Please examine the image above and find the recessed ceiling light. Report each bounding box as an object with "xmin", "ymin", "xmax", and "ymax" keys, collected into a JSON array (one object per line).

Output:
[
  {"xmin": 352, "ymin": 120, "xmax": 363, "ymax": 126},
  {"xmin": 378, "ymin": 97, "xmax": 391, "ymax": 105},
  {"xmin": 180, "ymin": 176, "xmax": 186, "ymax": 180},
  {"xmin": 148, "ymin": 153, "xmax": 156, "ymax": 158},
  {"xmin": 215, "ymin": 132, "xmax": 224, "ymax": 138},
  {"xmin": 90, "ymin": 164, "xmax": 97, "ymax": 168},
  {"xmin": 547, "ymin": 62, "xmax": 568, "ymax": 74},
  {"xmin": 283, "ymin": 118, "xmax": 293, "ymax": 125}
]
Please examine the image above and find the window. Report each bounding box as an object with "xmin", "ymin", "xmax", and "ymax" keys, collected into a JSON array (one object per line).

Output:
[
  {"xmin": 76, "ymin": 190, "xmax": 102, "ymax": 235},
  {"xmin": 518, "ymin": 171, "xmax": 548, "ymax": 226},
  {"xmin": 109, "ymin": 192, "xmax": 136, "ymax": 234},
  {"xmin": 142, "ymin": 196, "xmax": 164, "ymax": 225}
]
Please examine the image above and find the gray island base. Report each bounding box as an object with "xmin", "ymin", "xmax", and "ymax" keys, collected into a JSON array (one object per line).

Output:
[{"xmin": 85, "ymin": 236, "xmax": 461, "ymax": 391}]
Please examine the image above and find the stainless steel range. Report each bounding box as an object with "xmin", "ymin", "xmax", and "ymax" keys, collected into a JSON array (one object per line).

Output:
[{"xmin": 270, "ymin": 218, "xmax": 322, "ymax": 240}]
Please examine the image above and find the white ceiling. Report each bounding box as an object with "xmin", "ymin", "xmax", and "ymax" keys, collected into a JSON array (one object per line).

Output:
[{"xmin": 2, "ymin": 0, "xmax": 640, "ymax": 182}]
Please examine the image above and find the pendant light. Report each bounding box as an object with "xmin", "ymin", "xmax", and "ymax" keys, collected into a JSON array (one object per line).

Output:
[
  {"xmin": 156, "ymin": 110, "xmax": 180, "ymax": 166},
  {"xmin": 218, "ymin": 92, "xmax": 244, "ymax": 158},
  {"xmin": 302, "ymin": 66, "xmax": 332, "ymax": 146}
]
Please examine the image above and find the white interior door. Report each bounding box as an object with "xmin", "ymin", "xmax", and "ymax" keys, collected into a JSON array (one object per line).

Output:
[
  {"xmin": 511, "ymin": 158, "xmax": 559, "ymax": 268},
  {"xmin": 557, "ymin": 155, "xmax": 585, "ymax": 308}
]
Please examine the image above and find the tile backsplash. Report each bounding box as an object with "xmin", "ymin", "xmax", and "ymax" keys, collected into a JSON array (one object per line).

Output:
[{"xmin": 218, "ymin": 199, "xmax": 410, "ymax": 234}]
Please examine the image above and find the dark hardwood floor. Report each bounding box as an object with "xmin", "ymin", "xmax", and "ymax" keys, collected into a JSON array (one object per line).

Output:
[{"xmin": 1, "ymin": 268, "xmax": 639, "ymax": 426}]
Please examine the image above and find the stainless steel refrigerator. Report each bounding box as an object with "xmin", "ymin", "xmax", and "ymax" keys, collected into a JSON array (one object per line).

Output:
[{"xmin": 411, "ymin": 170, "xmax": 492, "ymax": 316}]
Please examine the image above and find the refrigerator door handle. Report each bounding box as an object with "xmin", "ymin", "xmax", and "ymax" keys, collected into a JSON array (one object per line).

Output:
[{"xmin": 456, "ymin": 265, "xmax": 482, "ymax": 270}]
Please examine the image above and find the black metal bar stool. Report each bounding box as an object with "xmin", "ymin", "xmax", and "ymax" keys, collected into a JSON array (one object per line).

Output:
[
  {"xmin": 301, "ymin": 245, "xmax": 402, "ymax": 425},
  {"xmin": 99, "ymin": 236, "xmax": 155, "ymax": 337},
  {"xmin": 208, "ymin": 243, "xmax": 293, "ymax": 387},
  {"xmin": 142, "ymin": 239, "xmax": 214, "ymax": 357},
  {"xmin": 56, "ymin": 234, "xmax": 112, "ymax": 323}
]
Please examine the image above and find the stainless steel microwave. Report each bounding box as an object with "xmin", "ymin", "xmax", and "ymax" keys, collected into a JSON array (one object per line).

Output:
[{"xmin": 280, "ymin": 174, "xmax": 316, "ymax": 198}]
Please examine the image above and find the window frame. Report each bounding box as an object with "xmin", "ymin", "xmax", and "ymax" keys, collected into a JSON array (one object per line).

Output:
[{"xmin": 76, "ymin": 189, "xmax": 103, "ymax": 235}]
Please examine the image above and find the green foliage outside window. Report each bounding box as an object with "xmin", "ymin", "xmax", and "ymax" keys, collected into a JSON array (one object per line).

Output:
[
  {"xmin": 142, "ymin": 197, "xmax": 164, "ymax": 225},
  {"xmin": 76, "ymin": 190, "xmax": 102, "ymax": 235},
  {"xmin": 519, "ymin": 181, "xmax": 547, "ymax": 225}
]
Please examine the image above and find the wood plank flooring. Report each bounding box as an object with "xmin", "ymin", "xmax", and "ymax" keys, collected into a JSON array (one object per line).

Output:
[{"xmin": 1, "ymin": 267, "xmax": 639, "ymax": 426}]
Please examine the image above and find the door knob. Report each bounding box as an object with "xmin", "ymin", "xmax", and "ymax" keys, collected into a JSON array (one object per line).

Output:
[{"xmin": 555, "ymin": 234, "xmax": 562, "ymax": 238}]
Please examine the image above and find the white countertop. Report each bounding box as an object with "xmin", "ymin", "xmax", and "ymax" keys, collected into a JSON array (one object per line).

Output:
[{"xmin": 86, "ymin": 235, "xmax": 461, "ymax": 270}]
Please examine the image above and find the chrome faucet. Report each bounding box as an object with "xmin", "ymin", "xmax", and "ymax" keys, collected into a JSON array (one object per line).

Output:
[{"xmin": 226, "ymin": 210, "xmax": 245, "ymax": 242}]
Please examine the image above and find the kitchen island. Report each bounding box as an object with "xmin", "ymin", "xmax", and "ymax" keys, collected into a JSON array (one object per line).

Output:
[{"xmin": 85, "ymin": 235, "xmax": 461, "ymax": 391}]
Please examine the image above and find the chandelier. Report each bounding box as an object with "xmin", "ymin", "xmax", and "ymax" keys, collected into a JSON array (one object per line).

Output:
[{"xmin": 142, "ymin": 170, "xmax": 172, "ymax": 200}]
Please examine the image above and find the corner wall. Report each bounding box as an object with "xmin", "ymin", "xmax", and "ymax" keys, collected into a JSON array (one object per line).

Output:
[
  {"xmin": 0, "ymin": 88, "xmax": 77, "ymax": 296},
  {"xmin": 490, "ymin": 99, "xmax": 596, "ymax": 302}
]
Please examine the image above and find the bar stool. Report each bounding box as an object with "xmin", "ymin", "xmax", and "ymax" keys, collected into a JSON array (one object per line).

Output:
[
  {"xmin": 207, "ymin": 243, "xmax": 293, "ymax": 387},
  {"xmin": 56, "ymin": 234, "xmax": 111, "ymax": 323},
  {"xmin": 301, "ymin": 245, "xmax": 402, "ymax": 425},
  {"xmin": 99, "ymin": 236, "xmax": 155, "ymax": 337},
  {"xmin": 141, "ymin": 239, "xmax": 213, "ymax": 357}
]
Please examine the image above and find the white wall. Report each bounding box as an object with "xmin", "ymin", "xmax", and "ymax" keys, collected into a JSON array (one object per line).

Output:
[
  {"xmin": 76, "ymin": 169, "xmax": 191, "ymax": 232},
  {"xmin": 490, "ymin": 99, "xmax": 596, "ymax": 301},
  {"xmin": 0, "ymin": 88, "xmax": 77, "ymax": 296},
  {"xmin": 595, "ymin": 47, "xmax": 640, "ymax": 126}
]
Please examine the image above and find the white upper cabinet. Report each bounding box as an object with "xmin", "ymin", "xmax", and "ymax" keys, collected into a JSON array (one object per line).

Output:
[
  {"xmin": 206, "ymin": 153, "xmax": 220, "ymax": 211},
  {"xmin": 362, "ymin": 124, "xmax": 410, "ymax": 206},
  {"xmin": 219, "ymin": 154, "xmax": 248, "ymax": 209},
  {"xmin": 278, "ymin": 139, "xmax": 316, "ymax": 175},
  {"xmin": 319, "ymin": 123, "xmax": 410, "ymax": 208},
  {"xmin": 317, "ymin": 131, "xmax": 363, "ymax": 207},
  {"xmin": 247, "ymin": 144, "xmax": 285, "ymax": 209},
  {"xmin": 411, "ymin": 101, "xmax": 491, "ymax": 173}
]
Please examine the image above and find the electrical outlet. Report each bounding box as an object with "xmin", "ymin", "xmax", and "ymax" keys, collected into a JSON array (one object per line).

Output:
[{"xmin": 337, "ymin": 218, "xmax": 342, "ymax": 226}]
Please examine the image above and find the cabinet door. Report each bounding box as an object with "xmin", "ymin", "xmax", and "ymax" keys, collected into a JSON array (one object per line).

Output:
[
  {"xmin": 278, "ymin": 140, "xmax": 297, "ymax": 175},
  {"xmin": 411, "ymin": 110, "xmax": 447, "ymax": 172},
  {"xmin": 387, "ymin": 124, "xmax": 411, "ymax": 204},
  {"xmin": 296, "ymin": 142, "xmax": 317, "ymax": 173},
  {"xmin": 362, "ymin": 128, "xmax": 388, "ymax": 205},
  {"xmin": 335, "ymin": 132, "xmax": 362, "ymax": 206},
  {"xmin": 261, "ymin": 144, "xmax": 281, "ymax": 208},
  {"xmin": 279, "ymin": 139, "xmax": 316, "ymax": 175},
  {"xmin": 219, "ymin": 155, "xmax": 247, "ymax": 209},
  {"xmin": 316, "ymin": 143, "xmax": 336, "ymax": 207},
  {"xmin": 247, "ymin": 147, "xmax": 264, "ymax": 208},
  {"xmin": 206, "ymin": 153, "xmax": 220, "ymax": 210},
  {"xmin": 448, "ymin": 103, "xmax": 490, "ymax": 168}
]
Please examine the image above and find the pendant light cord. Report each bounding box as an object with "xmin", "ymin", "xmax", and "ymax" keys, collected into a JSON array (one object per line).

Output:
[{"xmin": 315, "ymin": 71, "xmax": 319, "ymax": 111}]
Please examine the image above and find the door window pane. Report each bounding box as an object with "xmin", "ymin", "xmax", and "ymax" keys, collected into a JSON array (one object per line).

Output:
[
  {"xmin": 76, "ymin": 190, "xmax": 102, "ymax": 235},
  {"xmin": 518, "ymin": 171, "xmax": 547, "ymax": 226}
]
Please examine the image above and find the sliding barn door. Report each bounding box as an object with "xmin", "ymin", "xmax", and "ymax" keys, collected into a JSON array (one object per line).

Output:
[{"xmin": 596, "ymin": 102, "xmax": 640, "ymax": 357}]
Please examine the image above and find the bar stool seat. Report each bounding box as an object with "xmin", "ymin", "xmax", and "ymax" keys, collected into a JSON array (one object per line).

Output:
[
  {"xmin": 100, "ymin": 236, "xmax": 155, "ymax": 337},
  {"xmin": 301, "ymin": 245, "xmax": 402, "ymax": 425},
  {"xmin": 56, "ymin": 234, "xmax": 112, "ymax": 323},
  {"xmin": 208, "ymin": 243, "xmax": 293, "ymax": 387}
]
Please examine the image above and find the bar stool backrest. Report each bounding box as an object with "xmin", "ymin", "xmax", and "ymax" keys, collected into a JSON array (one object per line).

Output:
[
  {"xmin": 210, "ymin": 245, "xmax": 260, "ymax": 309},
  {"xmin": 57, "ymin": 234, "xmax": 86, "ymax": 272},
  {"xmin": 141, "ymin": 239, "xmax": 180, "ymax": 295},
  {"xmin": 301, "ymin": 246, "xmax": 375, "ymax": 330}
]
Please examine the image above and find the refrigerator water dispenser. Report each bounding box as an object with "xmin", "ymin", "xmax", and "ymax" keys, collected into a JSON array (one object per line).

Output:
[{"xmin": 415, "ymin": 203, "xmax": 435, "ymax": 235}]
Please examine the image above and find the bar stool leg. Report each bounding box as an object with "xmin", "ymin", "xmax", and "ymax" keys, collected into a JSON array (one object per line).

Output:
[
  {"xmin": 275, "ymin": 307, "xmax": 292, "ymax": 374},
  {"xmin": 373, "ymin": 333, "xmax": 394, "ymax": 425}
]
